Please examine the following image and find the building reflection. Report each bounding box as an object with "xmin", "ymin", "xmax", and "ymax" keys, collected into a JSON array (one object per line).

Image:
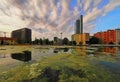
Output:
[
  {"xmin": 102, "ymin": 47, "xmax": 117, "ymax": 56},
  {"xmin": 0, "ymin": 54, "xmax": 6, "ymax": 58},
  {"xmin": 73, "ymin": 47, "xmax": 86, "ymax": 56},
  {"xmin": 11, "ymin": 51, "xmax": 31, "ymax": 62},
  {"xmin": 53, "ymin": 48, "xmax": 69, "ymax": 53},
  {"xmin": 72, "ymin": 47, "xmax": 119, "ymax": 57}
]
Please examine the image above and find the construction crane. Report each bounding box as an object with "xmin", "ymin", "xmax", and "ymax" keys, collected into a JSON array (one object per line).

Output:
[{"xmin": 0, "ymin": 31, "xmax": 7, "ymax": 37}]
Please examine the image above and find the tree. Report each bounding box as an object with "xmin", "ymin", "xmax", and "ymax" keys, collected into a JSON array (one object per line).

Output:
[
  {"xmin": 45, "ymin": 39, "xmax": 50, "ymax": 45},
  {"xmin": 42, "ymin": 38, "xmax": 50, "ymax": 45},
  {"xmin": 72, "ymin": 41, "xmax": 77, "ymax": 45},
  {"xmin": 89, "ymin": 37, "xmax": 99, "ymax": 44},
  {"xmin": 62, "ymin": 38, "xmax": 69, "ymax": 45},
  {"xmin": 98, "ymin": 39, "xmax": 103, "ymax": 44},
  {"xmin": 86, "ymin": 41, "xmax": 89, "ymax": 44},
  {"xmin": 109, "ymin": 41, "xmax": 114, "ymax": 44},
  {"xmin": 34, "ymin": 38, "xmax": 39, "ymax": 44},
  {"xmin": 49, "ymin": 41, "xmax": 54, "ymax": 45},
  {"xmin": 79, "ymin": 41, "xmax": 82, "ymax": 45},
  {"xmin": 69, "ymin": 41, "xmax": 73, "ymax": 45},
  {"xmin": 1, "ymin": 40, "xmax": 3, "ymax": 45},
  {"xmin": 39, "ymin": 38, "xmax": 43, "ymax": 45}
]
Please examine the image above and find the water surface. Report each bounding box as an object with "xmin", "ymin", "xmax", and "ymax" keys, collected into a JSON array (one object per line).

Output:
[{"xmin": 0, "ymin": 46, "xmax": 120, "ymax": 81}]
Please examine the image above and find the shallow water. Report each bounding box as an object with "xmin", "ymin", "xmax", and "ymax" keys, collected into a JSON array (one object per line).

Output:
[
  {"xmin": 0, "ymin": 46, "xmax": 71, "ymax": 72},
  {"xmin": 0, "ymin": 46, "xmax": 120, "ymax": 81}
]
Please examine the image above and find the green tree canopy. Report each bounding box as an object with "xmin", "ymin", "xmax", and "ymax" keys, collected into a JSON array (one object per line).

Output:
[
  {"xmin": 89, "ymin": 37, "xmax": 99, "ymax": 44},
  {"xmin": 62, "ymin": 38, "xmax": 69, "ymax": 45}
]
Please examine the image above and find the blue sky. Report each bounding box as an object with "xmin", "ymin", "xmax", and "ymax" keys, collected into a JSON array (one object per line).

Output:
[
  {"xmin": 70, "ymin": 0, "xmax": 77, "ymax": 10},
  {"xmin": 93, "ymin": 6, "xmax": 120, "ymax": 34},
  {"xmin": 0, "ymin": 0, "xmax": 120, "ymax": 40},
  {"xmin": 98, "ymin": 0, "xmax": 109, "ymax": 9}
]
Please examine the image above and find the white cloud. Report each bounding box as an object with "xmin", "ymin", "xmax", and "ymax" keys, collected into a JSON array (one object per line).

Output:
[{"xmin": 0, "ymin": 0, "xmax": 120, "ymax": 40}]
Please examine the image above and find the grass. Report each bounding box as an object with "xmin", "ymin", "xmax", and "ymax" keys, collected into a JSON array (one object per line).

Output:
[
  {"xmin": 0, "ymin": 52, "xmax": 119, "ymax": 82},
  {"xmin": 0, "ymin": 46, "xmax": 120, "ymax": 82}
]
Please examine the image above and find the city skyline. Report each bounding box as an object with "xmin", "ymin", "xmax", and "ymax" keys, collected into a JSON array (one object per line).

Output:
[{"xmin": 0, "ymin": 0, "xmax": 120, "ymax": 40}]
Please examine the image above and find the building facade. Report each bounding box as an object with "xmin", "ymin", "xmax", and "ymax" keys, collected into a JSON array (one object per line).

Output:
[
  {"xmin": 94, "ymin": 29, "xmax": 120, "ymax": 44},
  {"xmin": 0, "ymin": 37, "xmax": 16, "ymax": 45},
  {"xmin": 72, "ymin": 33, "xmax": 90, "ymax": 45},
  {"xmin": 11, "ymin": 28, "xmax": 31, "ymax": 44},
  {"xmin": 116, "ymin": 29, "xmax": 120, "ymax": 44},
  {"xmin": 75, "ymin": 15, "xmax": 83, "ymax": 34}
]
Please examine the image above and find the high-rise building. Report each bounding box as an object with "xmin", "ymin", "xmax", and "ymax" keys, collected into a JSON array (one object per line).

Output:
[
  {"xmin": 11, "ymin": 28, "xmax": 31, "ymax": 44},
  {"xmin": 76, "ymin": 19, "xmax": 80, "ymax": 34},
  {"xmin": 72, "ymin": 15, "xmax": 89, "ymax": 45},
  {"xmin": 75, "ymin": 15, "xmax": 83, "ymax": 34}
]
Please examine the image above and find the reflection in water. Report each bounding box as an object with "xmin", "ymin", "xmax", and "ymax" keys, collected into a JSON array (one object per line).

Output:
[
  {"xmin": 0, "ymin": 49, "xmax": 6, "ymax": 50},
  {"xmin": 63, "ymin": 48, "xmax": 69, "ymax": 52},
  {"xmin": 74, "ymin": 47, "xmax": 86, "ymax": 56},
  {"xmin": 100, "ymin": 47, "xmax": 118, "ymax": 56},
  {"xmin": 0, "ymin": 54, "xmax": 6, "ymax": 58},
  {"xmin": 103, "ymin": 47, "xmax": 116, "ymax": 53},
  {"xmin": 53, "ymin": 48, "xmax": 69, "ymax": 53},
  {"xmin": 11, "ymin": 51, "xmax": 31, "ymax": 62},
  {"xmin": 3, "ymin": 54, "xmax": 6, "ymax": 58},
  {"xmin": 1, "ymin": 46, "xmax": 120, "ymax": 82},
  {"xmin": 54, "ymin": 50, "xmax": 58, "ymax": 53},
  {"xmin": 73, "ymin": 47, "xmax": 120, "ymax": 57}
]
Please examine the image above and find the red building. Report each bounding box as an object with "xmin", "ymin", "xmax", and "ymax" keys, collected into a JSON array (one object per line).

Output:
[
  {"xmin": 0, "ymin": 37, "xmax": 16, "ymax": 45},
  {"xmin": 94, "ymin": 29, "xmax": 120, "ymax": 44}
]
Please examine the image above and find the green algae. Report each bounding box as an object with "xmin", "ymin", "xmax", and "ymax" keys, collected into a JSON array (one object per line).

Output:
[{"xmin": 0, "ymin": 53, "xmax": 118, "ymax": 82}]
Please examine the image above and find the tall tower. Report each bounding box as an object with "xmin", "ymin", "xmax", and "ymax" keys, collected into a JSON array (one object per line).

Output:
[
  {"xmin": 75, "ymin": 15, "xmax": 83, "ymax": 34},
  {"xmin": 80, "ymin": 15, "xmax": 83, "ymax": 34},
  {"xmin": 76, "ymin": 19, "xmax": 80, "ymax": 34}
]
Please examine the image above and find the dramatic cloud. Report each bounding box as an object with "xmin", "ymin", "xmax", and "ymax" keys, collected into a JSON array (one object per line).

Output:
[{"xmin": 0, "ymin": 0, "xmax": 120, "ymax": 40}]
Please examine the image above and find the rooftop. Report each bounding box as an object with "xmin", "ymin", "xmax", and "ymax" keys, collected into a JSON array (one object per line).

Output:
[{"xmin": 0, "ymin": 37, "xmax": 16, "ymax": 40}]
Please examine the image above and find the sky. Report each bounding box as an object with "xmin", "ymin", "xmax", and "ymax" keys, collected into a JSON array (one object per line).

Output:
[{"xmin": 0, "ymin": 0, "xmax": 120, "ymax": 40}]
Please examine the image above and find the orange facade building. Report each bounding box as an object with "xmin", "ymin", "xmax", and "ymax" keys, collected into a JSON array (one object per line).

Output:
[
  {"xmin": 72, "ymin": 33, "xmax": 90, "ymax": 45},
  {"xmin": 94, "ymin": 29, "xmax": 120, "ymax": 44}
]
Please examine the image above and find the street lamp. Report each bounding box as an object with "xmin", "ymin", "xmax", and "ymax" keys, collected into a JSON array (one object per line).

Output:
[
  {"xmin": 60, "ymin": 32, "xmax": 62, "ymax": 45},
  {"xmin": 60, "ymin": 32, "xmax": 62, "ymax": 40}
]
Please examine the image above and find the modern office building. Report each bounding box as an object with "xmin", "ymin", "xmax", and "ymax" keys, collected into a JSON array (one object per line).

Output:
[
  {"xmin": 75, "ymin": 15, "xmax": 83, "ymax": 34},
  {"xmin": 11, "ymin": 28, "xmax": 31, "ymax": 44},
  {"xmin": 94, "ymin": 29, "xmax": 120, "ymax": 44}
]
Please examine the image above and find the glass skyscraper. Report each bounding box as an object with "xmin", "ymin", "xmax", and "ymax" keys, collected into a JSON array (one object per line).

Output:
[{"xmin": 75, "ymin": 15, "xmax": 83, "ymax": 34}]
